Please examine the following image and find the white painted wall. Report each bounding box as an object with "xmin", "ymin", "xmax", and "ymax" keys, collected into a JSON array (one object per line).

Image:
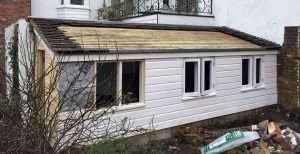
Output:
[
  {"xmin": 213, "ymin": 0, "xmax": 300, "ymax": 44},
  {"xmin": 5, "ymin": 19, "xmax": 33, "ymax": 96},
  {"xmin": 31, "ymin": 0, "xmax": 58, "ymax": 18},
  {"xmin": 31, "ymin": 0, "xmax": 104, "ymax": 20}
]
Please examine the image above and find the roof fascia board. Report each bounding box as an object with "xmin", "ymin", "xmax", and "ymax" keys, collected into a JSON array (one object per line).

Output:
[{"xmin": 54, "ymin": 50, "xmax": 278, "ymax": 62}]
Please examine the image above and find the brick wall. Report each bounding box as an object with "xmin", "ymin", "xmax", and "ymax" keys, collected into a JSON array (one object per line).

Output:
[
  {"xmin": 0, "ymin": 0, "xmax": 31, "ymax": 95},
  {"xmin": 278, "ymin": 26, "xmax": 300, "ymax": 114}
]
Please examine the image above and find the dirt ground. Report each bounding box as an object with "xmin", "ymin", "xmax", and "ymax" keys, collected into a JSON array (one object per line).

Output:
[{"xmin": 154, "ymin": 105, "xmax": 300, "ymax": 154}]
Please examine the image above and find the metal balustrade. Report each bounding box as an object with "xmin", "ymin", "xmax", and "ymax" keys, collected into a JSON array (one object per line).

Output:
[{"xmin": 98, "ymin": 0, "xmax": 212, "ymax": 20}]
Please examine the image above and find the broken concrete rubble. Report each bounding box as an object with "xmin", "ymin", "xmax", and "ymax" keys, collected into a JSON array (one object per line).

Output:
[{"xmin": 174, "ymin": 120, "xmax": 300, "ymax": 154}]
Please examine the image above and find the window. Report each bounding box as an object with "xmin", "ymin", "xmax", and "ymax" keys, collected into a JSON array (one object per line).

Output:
[
  {"xmin": 59, "ymin": 61, "xmax": 143, "ymax": 112},
  {"xmin": 61, "ymin": 0, "xmax": 64, "ymax": 5},
  {"xmin": 163, "ymin": 0, "xmax": 169, "ymax": 6},
  {"xmin": 242, "ymin": 57, "xmax": 252, "ymax": 88},
  {"xmin": 59, "ymin": 62, "xmax": 94, "ymax": 112},
  {"xmin": 241, "ymin": 56, "xmax": 264, "ymax": 90},
  {"xmin": 96, "ymin": 62, "xmax": 117, "ymax": 108},
  {"xmin": 254, "ymin": 57, "xmax": 263, "ymax": 87},
  {"xmin": 184, "ymin": 60, "xmax": 200, "ymax": 97},
  {"xmin": 202, "ymin": 58, "xmax": 214, "ymax": 95},
  {"xmin": 96, "ymin": 61, "xmax": 142, "ymax": 109},
  {"xmin": 122, "ymin": 62, "xmax": 140, "ymax": 104},
  {"xmin": 183, "ymin": 58, "xmax": 215, "ymax": 98},
  {"xmin": 70, "ymin": 0, "xmax": 84, "ymax": 5}
]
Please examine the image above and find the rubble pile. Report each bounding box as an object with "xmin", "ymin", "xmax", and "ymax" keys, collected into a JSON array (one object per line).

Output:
[{"xmin": 173, "ymin": 120, "xmax": 300, "ymax": 154}]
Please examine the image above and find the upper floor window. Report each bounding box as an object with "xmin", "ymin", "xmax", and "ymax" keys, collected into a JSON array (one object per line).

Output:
[{"xmin": 71, "ymin": 0, "xmax": 84, "ymax": 5}]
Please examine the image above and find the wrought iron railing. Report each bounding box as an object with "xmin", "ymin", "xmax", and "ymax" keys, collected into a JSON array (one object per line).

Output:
[{"xmin": 98, "ymin": 0, "xmax": 212, "ymax": 21}]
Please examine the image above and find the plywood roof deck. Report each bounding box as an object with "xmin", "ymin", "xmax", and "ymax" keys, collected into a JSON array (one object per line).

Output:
[
  {"xmin": 29, "ymin": 18, "xmax": 280, "ymax": 53},
  {"xmin": 58, "ymin": 26, "xmax": 261, "ymax": 50}
]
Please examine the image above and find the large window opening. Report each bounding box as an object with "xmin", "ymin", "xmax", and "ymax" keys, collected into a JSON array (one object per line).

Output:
[
  {"xmin": 96, "ymin": 62, "xmax": 117, "ymax": 108},
  {"xmin": 59, "ymin": 62, "xmax": 94, "ymax": 112},
  {"xmin": 122, "ymin": 62, "xmax": 140, "ymax": 104}
]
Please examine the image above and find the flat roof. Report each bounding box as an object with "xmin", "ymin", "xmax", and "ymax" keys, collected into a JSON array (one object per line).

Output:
[{"xmin": 29, "ymin": 18, "xmax": 280, "ymax": 53}]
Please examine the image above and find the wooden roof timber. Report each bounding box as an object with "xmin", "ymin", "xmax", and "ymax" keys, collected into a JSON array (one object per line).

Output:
[{"xmin": 29, "ymin": 18, "xmax": 281, "ymax": 53}]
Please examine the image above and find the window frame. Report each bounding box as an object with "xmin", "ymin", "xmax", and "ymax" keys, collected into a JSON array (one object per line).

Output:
[
  {"xmin": 95, "ymin": 60, "xmax": 144, "ymax": 110},
  {"xmin": 253, "ymin": 56, "xmax": 264, "ymax": 88},
  {"xmin": 241, "ymin": 57, "xmax": 253, "ymax": 90},
  {"xmin": 201, "ymin": 58, "xmax": 215, "ymax": 95},
  {"xmin": 183, "ymin": 59, "xmax": 201, "ymax": 98}
]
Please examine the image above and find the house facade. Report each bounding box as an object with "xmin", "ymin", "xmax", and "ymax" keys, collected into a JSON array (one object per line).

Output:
[
  {"xmin": 2, "ymin": 0, "xmax": 299, "ymax": 147},
  {"xmin": 24, "ymin": 18, "xmax": 279, "ymax": 144}
]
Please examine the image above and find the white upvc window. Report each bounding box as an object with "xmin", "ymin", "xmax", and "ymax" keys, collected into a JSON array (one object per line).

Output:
[
  {"xmin": 201, "ymin": 58, "xmax": 215, "ymax": 95},
  {"xmin": 183, "ymin": 58, "xmax": 215, "ymax": 99},
  {"xmin": 254, "ymin": 56, "xmax": 264, "ymax": 87},
  {"xmin": 183, "ymin": 59, "xmax": 200, "ymax": 97},
  {"xmin": 241, "ymin": 57, "xmax": 253, "ymax": 89},
  {"xmin": 241, "ymin": 56, "xmax": 264, "ymax": 90}
]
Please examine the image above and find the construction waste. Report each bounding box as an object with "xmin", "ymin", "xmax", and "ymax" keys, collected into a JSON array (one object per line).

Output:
[{"xmin": 174, "ymin": 120, "xmax": 300, "ymax": 154}]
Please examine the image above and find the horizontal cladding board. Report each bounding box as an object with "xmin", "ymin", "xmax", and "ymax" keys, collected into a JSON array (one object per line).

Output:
[
  {"xmin": 146, "ymin": 59, "xmax": 182, "ymax": 70},
  {"xmin": 216, "ymin": 70, "xmax": 241, "ymax": 78},
  {"xmin": 216, "ymin": 57, "xmax": 241, "ymax": 65},
  {"xmin": 145, "ymin": 82, "xmax": 276, "ymax": 103},
  {"xmin": 117, "ymin": 90, "xmax": 277, "ymax": 126},
  {"xmin": 150, "ymin": 99, "xmax": 276, "ymax": 130},
  {"xmin": 146, "ymin": 67, "xmax": 182, "ymax": 77},
  {"xmin": 216, "ymin": 63, "xmax": 241, "ymax": 72},
  {"xmin": 146, "ymin": 82, "xmax": 182, "ymax": 93},
  {"xmin": 146, "ymin": 75, "xmax": 182, "ymax": 85}
]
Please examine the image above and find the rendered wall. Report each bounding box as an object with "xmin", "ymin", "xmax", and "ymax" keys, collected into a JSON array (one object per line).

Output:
[{"xmin": 213, "ymin": 0, "xmax": 300, "ymax": 44}]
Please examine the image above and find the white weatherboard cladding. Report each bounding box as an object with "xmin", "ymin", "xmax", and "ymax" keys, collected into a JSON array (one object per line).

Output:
[
  {"xmin": 59, "ymin": 54, "xmax": 277, "ymax": 142},
  {"xmin": 72, "ymin": 54, "xmax": 277, "ymax": 131}
]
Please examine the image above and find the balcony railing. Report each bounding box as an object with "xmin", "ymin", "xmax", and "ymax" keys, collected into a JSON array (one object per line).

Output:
[{"xmin": 98, "ymin": 0, "xmax": 212, "ymax": 21}]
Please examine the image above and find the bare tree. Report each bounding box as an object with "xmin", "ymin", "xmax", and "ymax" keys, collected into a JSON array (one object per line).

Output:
[{"xmin": 0, "ymin": 23, "xmax": 153, "ymax": 153}]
